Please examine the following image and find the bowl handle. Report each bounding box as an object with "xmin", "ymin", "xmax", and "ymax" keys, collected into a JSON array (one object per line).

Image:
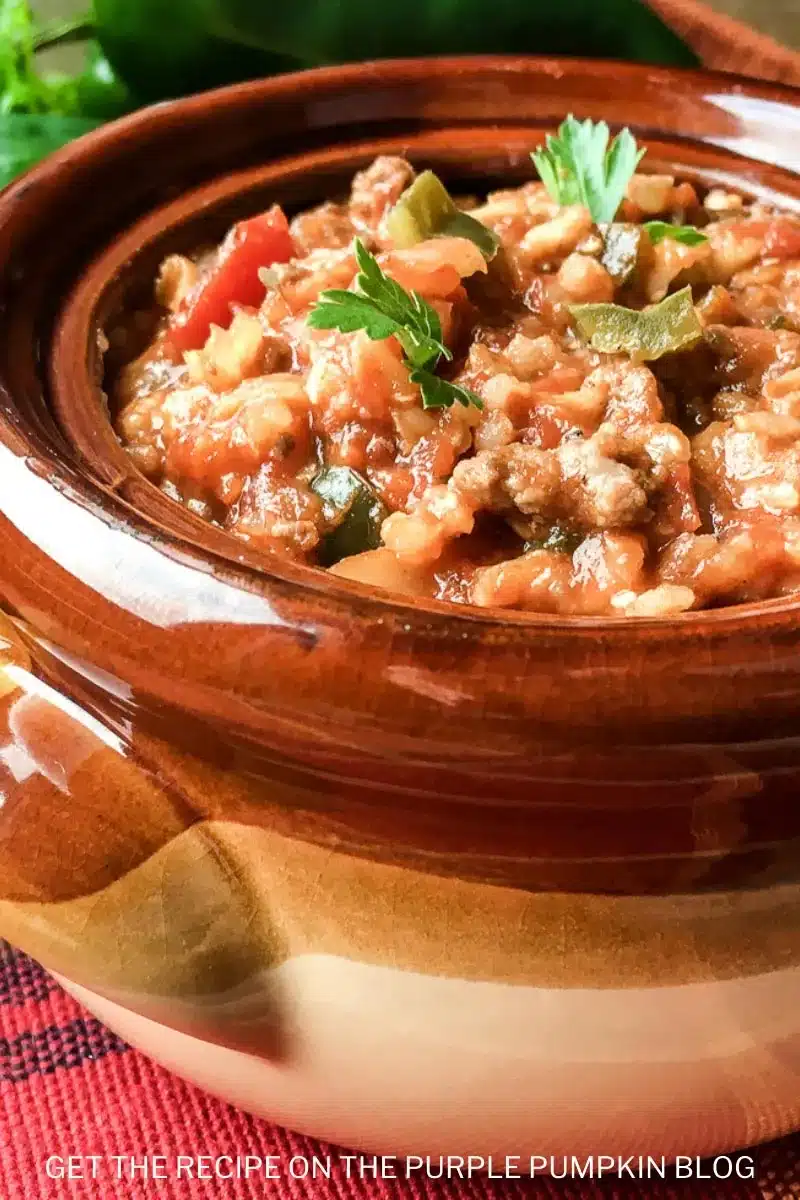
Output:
[{"xmin": 0, "ymin": 610, "xmax": 285, "ymax": 1039}]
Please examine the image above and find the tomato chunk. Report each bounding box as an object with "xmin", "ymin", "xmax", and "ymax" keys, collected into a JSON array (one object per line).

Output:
[
  {"xmin": 166, "ymin": 206, "xmax": 294, "ymax": 353},
  {"xmin": 763, "ymin": 217, "xmax": 800, "ymax": 261},
  {"xmin": 725, "ymin": 217, "xmax": 800, "ymax": 263}
]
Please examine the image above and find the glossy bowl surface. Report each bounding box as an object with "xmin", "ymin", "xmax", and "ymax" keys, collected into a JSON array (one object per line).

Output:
[{"xmin": 0, "ymin": 57, "xmax": 799, "ymax": 1160}]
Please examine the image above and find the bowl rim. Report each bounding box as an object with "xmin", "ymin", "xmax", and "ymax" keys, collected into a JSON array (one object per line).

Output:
[
  {"xmin": 8, "ymin": 50, "xmax": 800, "ymax": 181},
  {"xmin": 5, "ymin": 53, "xmax": 800, "ymax": 640}
]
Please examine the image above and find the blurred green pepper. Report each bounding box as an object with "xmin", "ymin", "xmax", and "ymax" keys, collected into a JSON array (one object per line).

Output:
[
  {"xmin": 92, "ymin": 0, "xmax": 698, "ymax": 103},
  {"xmin": 92, "ymin": 0, "xmax": 306, "ymax": 101},
  {"xmin": 72, "ymin": 43, "xmax": 133, "ymax": 118}
]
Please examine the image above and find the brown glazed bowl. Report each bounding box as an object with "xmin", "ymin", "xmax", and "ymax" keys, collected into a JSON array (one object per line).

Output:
[{"xmin": 0, "ymin": 57, "xmax": 799, "ymax": 1162}]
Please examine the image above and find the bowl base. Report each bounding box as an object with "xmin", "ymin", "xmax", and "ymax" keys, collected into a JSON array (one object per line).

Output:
[{"xmin": 54, "ymin": 954, "xmax": 800, "ymax": 1166}]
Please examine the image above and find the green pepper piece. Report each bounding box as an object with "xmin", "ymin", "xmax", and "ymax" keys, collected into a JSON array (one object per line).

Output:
[
  {"xmin": 524, "ymin": 526, "xmax": 583, "ymax": 554},
  {"xmin": 387, "ymin": 171, "xmax": 499, "ymax": 259},
  {"xmin": 72, "ymin": 43, "xmax": 134, "ymax": 119},
  {"xmin": 311, "ymin": 466, "xmax": 388, "ymax": 567},
  {"xmin": 600, "ymin": 222, "xmax": 645, "ymax": 286},
  {"xmin": 569, "ymin": 285, "xmax": 703, "ymax": 362}
]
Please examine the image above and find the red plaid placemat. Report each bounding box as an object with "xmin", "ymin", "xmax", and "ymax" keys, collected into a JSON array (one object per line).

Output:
[{"xmin": 0, "ymin": 944, "xmax": 797, "ymax": 1199}]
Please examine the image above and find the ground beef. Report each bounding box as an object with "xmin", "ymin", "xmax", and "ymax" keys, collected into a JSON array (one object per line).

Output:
[{"xmin": 111, "ymin": 159, "xmax": 800, "ymax": 617}]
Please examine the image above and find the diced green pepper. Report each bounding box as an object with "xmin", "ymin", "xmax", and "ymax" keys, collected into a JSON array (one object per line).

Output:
[
  {"xmin": 387, "ymin": 170, "xmax": 499, "ymax": 259},
  {"xmin": 524, "ymin": 526, "xmax": 584, "ymax": 554},
  {"xmin": 600, "ymin": 222, "xmax": 645, "ymax": 286},
  {"xmin": 311, "ymin": 466, "xmax": 388, "ymax": 566},
  {"xmin": 569, "ymin": 285, "xmax": 703, "ymax": 361}
]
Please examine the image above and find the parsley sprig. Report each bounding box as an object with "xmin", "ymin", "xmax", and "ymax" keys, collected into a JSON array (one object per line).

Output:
[
  {"xmin": 533, "ymin": 115, "xmax": 645, "ymax": 225},
  {"xmin": 307, "ymin": 238, "xmax": 483, "ymax": 411},
  {"xmin": 643, "ymin": 220, "xmax": 707, "ymax": 246}
]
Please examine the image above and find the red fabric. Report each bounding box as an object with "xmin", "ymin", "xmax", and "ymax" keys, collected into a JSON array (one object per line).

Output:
[{"xmin": 0, "ymin": 946, "xmax": 797, "ymax": 1199}]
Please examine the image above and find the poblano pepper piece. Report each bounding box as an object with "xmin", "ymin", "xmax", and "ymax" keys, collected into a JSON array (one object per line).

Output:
[
  {"xmin": 311, "ymin": 466, "xmax": 388, "ymax": 566},
  {"xmin": 569, "ymin": 286, "xmax": 703, "ymax": 361}
]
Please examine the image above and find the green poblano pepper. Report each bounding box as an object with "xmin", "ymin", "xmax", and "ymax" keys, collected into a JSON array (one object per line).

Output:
[
  {"xmin": 92, "ymin": 0, "xmax": 698, "ymax": 102},
  {"xmin": 92, "ymin": 0, "xmax": 305, "ymax": 101}
]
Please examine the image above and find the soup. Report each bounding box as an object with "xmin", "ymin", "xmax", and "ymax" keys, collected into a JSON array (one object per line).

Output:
[{"xmin": 112, "ymin": 120, "xmax": 800, "ymax": 616}]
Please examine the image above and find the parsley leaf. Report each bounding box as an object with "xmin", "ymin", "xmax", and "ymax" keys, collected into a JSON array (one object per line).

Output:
[
  {"xmin": 309, "ymin": 238, "xmax": 448, "ymax": 367},
  {"xmin": 304, "ymin": 290, "xmax": 401, "ymax": 340},
  {"xmin": 532, "ymin": 115, "xmax": 645, "ymax": 225},
  {"xmin": 308, "ymin": 237, "xmax": 482, "ymax": 411},
  {"xmin": 644, "ymin": 220, "xmax": 708, "ymax": 246},
  {"xmin": 0, "ymin": 3, "xmax": 131, "ymax": 189},
  {"xmin": 1, "ymin": 0, "xmax": 55, "ymax": 115},
  {"xmin": 409, "ymin": 367, "xmax": 483, "ymax": 411}
]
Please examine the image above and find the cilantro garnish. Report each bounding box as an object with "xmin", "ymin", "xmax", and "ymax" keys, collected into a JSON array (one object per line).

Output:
[
  {"xmin": 643, "ymin": 220, "xmax": 708, "ymax": 246},
  {"xmin": 307, "ymin": 238, "xmax": 483, "ymax": 411},
  {"xmin": 532, "ymin": 115, "xmax": 645, "ymax": 225}
]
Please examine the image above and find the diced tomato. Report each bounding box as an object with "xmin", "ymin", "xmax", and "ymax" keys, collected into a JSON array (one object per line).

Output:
[
  {"xmin": 763, "ymin": 218, "xmax": 800, "ymax": 261},
  {"xmin": 166, "ymin": 206, "xmax": 294, "ymax": 353},
  {"xmin": 521, "ymin": 406, "xmax": 578, "ymax": 449},
  {"xmin": 529, "ymin": 366, "xmax": 586, "ymax": 395},
  {"xmin": 725, "ymin": 217, "xmax": 800, "ymax": 263}
]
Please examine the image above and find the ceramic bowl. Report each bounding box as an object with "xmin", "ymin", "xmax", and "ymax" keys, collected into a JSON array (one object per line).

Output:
[{"xmin": 0, "ymin": 57, "xmax": 799, "ymax": 1162}]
